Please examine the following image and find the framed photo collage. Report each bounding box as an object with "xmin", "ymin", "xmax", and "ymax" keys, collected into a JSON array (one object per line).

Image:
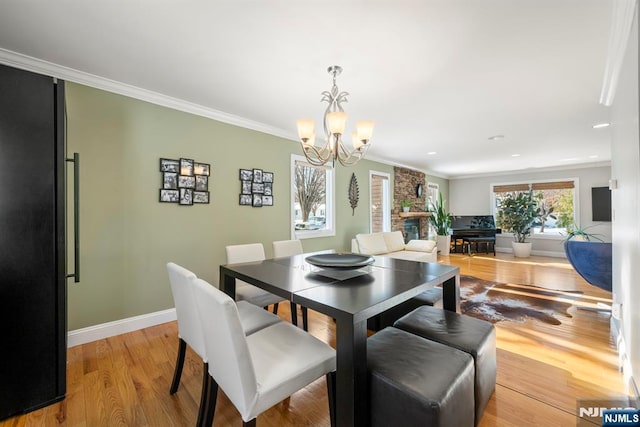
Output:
[{"xmin": 159, "ymin": 158, "xmax": 210, "ymax": 205}]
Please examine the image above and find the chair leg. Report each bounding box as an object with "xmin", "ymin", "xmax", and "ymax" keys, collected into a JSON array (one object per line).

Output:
[
  {"xmin": 202, "ymin": 374, "xmax": 219, "ymax": 427},
  {"xmin": 290, "ymin": 301, "xmax": 298, "ymax": 326},
  {"xmin": 196, "ymin": 362, "xmax": 209, "ymax": 427},
  {"xmin": 302, "ymin": 306, "xmax": 308, "ymax": 331},
  {"xmin": 273, "ymin": 302, "xmax": 279, "ymax": 315},
  {"xmin": 243, "ymin": 420, "xmax": 257, "ymax": 427},
  {"xmin": 170, "ymin": 338, "xmax": 187, "ymax": 394},
  {"xmin": 326, "ymin": 371, "xmax": 336, "ymax": 427}
]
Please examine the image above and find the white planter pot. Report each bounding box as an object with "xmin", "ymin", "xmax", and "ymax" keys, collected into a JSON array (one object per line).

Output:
[
  {"xmin": 512, "ymin": 241, "xmax": 532, "ymax": 257},
  {"xmin": 436, "ymin": 235, "xmax": 451, "ymax": 256},
  {"xmin": 402, "ymin": 207, "xmax": 410, "ymax": 213}
]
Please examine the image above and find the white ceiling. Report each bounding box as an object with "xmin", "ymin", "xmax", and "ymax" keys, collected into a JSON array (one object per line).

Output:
[{"xmin": 0, "ymin": 0, "xmax": 615, "ymax": 178}]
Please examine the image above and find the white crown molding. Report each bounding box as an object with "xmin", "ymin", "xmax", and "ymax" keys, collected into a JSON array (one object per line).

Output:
[
  {"xmin": 449, "ymin": 161, "xmax": 612, "ymax": 180},
  {"xmin": 67, "ymin": 308, "xmax": 176, "ymax": 348},
  {"xmin": 0, "ymin": 48, "xmax": 297, "ymax": 141},
  {"xmin": 600, "ymin": 0, "xmax": 638, "ymax": 106}
]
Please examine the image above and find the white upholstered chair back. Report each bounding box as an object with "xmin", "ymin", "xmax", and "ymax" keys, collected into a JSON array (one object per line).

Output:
[
  {"xmin": 192, "ymin": 278, "xmax": 258, "ymax": 417},
  {"xmin": 225, "ymin": 243, "xmax": 266, "ymax": 264},
  {"xmin": 166, "ymin": 262, "xmax": 206, "ymax": 360},
  {"xmin": 272, "ymin": 239, "xmax": 303, "ymax": 258}
]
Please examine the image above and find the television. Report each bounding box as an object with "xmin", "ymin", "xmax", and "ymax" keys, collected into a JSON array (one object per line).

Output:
[{"xmin": 591, "ymin": 186, "xmax": 611, "ymax": 222}]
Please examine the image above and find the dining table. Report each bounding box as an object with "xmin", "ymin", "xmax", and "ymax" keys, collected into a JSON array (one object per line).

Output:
[{"xmin": 219, "ymin": 251, "xmax": 460, "ymax": 427}]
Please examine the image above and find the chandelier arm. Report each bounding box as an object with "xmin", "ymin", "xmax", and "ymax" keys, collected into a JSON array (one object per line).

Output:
[
  {"xmin": 302, "ymin": 140, "xmax": 333, "ymax": 166},
  {"xmin": 336, "ymin": 139, "xmax": 372, "ymax": 167}
]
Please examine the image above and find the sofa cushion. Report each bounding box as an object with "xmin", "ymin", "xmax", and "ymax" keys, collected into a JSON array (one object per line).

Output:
[
  {"xmin": 405, "ymin": 239, "xmax": 436, "ymax": 252},
  {"xmin": 383, "ymin": 231, "xmax": 406, "ymax": 253},
  {"xmin": 356, "ymin": 233, "xmax": 388, "ymax": 255},
  {"xmin": 385, "ymin": 251, "xmax": 433, "ymax": 262}
]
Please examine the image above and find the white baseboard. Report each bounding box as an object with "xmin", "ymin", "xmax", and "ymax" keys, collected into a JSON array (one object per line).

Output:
[
  {"xmin": 67, "ymin": 308, "xmax": 177, "ymax": 348},
  {"xmin": 495, "ymin": 247, "xmax": 566, "ymax": 258}
]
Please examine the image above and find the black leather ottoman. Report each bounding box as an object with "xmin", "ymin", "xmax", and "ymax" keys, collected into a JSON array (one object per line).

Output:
[
  {"xmin": 368, "ymin": 327, "xmax": 475, "ymax": 427},
  {"xmin": 394, "ymin": 306, "xmax": 497, "ymax": 425},
  {"xmin": 367, "ymin": 287, "xmax": 442, "ymax": 331}
]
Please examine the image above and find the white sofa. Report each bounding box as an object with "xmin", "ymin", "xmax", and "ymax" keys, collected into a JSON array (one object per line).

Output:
[{"xmin": 351, "ymin": 231, "xmax": 438, "ymax": 263}]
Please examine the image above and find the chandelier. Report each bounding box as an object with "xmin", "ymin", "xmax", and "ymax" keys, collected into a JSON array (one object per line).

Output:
[{"xmin": 296, "ymin": 66, "xmax": 374, "ymax": 167}]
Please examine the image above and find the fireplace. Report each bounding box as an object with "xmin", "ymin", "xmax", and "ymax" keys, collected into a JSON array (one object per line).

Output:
[{"xmin": 403, "ymin": 218, "xmax": 420, "ymax": 243}]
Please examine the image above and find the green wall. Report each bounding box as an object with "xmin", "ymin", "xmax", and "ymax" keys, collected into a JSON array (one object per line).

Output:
[{"xmin": 65, "ymin": 83, "xmax": 394, "ymax": 330}]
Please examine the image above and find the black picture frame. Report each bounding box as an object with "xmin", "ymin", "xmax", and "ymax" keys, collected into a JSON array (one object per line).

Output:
[
  {"xmin": 159, "ymin": 189, "xmax": 179, "ymax": 203},
  {"xmin": 238, "ymin": 167, "xmax": 274, "ymax": 208},
  {"xmin": 252, "ymin": 182, "xmax": 264, "ymax": 194},
  {"xmin": 194, "ymin": 162, "xmax": 210, "ymax": 176},
  {"xmin": 193, "ymin": 191, "xmax": 210, "ymax": 204},
  {"xmin": 241, "ymin": 180, "xmax": 252, "ymax": 195},
  {"xmin": 239, "ymin": 169, "xmax": 253, "ymax": 181},
  {"xmin": 178, "ymin": 175, "xmax": 196, "ymax": 189},
  {"xmin": 195, "ymin": 175, "xmax": 208, "ymax": 191},
  {"xmin": 160, "ymin": 158, "xmax": 179, "ymax": 173},
  {"xmin": 179, "ymin": 188, "xmax": 193, "ymax": 205},
  {"xmin": 163, "ymin": 172, "xmax": 178, "ymax": 189},
  {"xmin": 180, "ymin": 158, "xmax": 194, "ymax": 176}
]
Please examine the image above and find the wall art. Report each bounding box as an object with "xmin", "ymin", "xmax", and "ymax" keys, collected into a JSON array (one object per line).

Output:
[
  {"xmin": 349, "ymin": 172, "xmax": 359, "ymax": 216},
  {"xmin": 160, "ymin": 157, "xmax": 210, "ymax": 205},
  {"xmin": 239, "ymin": 167, "xmax": 274, "ymax": 207}
]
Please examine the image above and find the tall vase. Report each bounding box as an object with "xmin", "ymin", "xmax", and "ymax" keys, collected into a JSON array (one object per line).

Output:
[{"xmin": 436, "ymin": 235, "xmax": 451, "ymax": 256}]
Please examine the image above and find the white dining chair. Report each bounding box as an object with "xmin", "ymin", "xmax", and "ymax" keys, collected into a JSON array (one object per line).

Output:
[
  {"xmin": 192, "ymin": 277, "xmax": 336, "ymax": 427},
  {"xmin": 225, "ymin": 243, "xmax": 287, "ymax": 316},
  {"xmin": 272, "ymin": 239, "xmax": 309, "ymax": 331},
  {"xmin": 165, "ymin": 262, "xmax": 281, "ymax": 425}
]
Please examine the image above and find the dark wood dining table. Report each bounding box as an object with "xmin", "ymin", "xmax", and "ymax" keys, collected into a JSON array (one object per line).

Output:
[{"xmin": 219, "ymin": 251, "xmax": 460, "ymax": 427}]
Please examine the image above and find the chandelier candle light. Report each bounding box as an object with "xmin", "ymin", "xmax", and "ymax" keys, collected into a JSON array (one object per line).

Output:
[{"xmin": 297, "ymin": 66, "xmax": 374, "ymax": 167}]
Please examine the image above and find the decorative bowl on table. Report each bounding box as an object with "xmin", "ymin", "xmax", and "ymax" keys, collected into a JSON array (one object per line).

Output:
[{"xmin": 305, "ymin": 253, "xmax": 375, "ymax": 270}]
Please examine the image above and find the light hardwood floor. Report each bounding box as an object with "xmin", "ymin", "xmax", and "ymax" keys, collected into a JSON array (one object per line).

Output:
[{"xmin": 0, "ymin": 253, "xmax": 626, "ymax": 426}]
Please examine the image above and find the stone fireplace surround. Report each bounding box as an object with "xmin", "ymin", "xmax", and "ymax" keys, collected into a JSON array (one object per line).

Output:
[{"xmin": 393, "ymin": 166, "xmax": 431, "ymax": 241}]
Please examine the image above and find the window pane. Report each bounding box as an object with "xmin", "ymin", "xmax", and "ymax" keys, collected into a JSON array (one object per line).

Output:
[
  {"xmin": 494, "ymin": 183, "xmax": 576, "ymax": 236},
  {"xmin": 291, "ymin": 155, "xmax": 334, "ymax": 238},
  {"xmin": 371, "ymin": 173, "xmax": 390, "ymax": 233}
]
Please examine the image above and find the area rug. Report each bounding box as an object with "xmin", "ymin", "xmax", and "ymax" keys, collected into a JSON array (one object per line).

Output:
[{"xmin": 459, "ymin": 275, "xmax": 582, "ymax": 325}]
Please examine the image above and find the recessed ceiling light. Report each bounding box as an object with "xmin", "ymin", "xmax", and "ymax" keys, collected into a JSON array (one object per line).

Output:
[
  {"xmin": 561, "ymin": 157, "xmax": 578, "ymax": 161},
  {"xmin": 511, "ymin": 154, "xmax": 520, "ymax": 157},
  {"xmin": 593, "ymin": 123, "xmax": 610, "ymax": 129},
  {"xmin": 589, "ymin": 155, "xmax": 599, "ymax": 159},
  {"xmin": 488, "ymin": 135, "xmax": 505, "ymax": 141},
  {"xmin": 427, "ymin": 151, "xmax": 437, "ymax": 155}
]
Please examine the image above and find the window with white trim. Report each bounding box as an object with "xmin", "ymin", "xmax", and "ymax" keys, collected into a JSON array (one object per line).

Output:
[
  {"xmin": 370, "ymin": 171, "xmax": 390, "ymax": 233},
  {"xmin": 492, "ymin": 179, "xmax": 578, "ymax": 237},
  {"xmin": 291, "ymin": 155, "xmax": 335, "ymax": 239}
]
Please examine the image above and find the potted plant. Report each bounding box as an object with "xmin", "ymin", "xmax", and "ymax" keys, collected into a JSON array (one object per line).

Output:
[
  {"xmin": 400, "ymin": 200, "xmax": 413, "ymax": 213},
  {"xmin": 496, "ymin": 191, "xmax": 540, "ymax": 257},
  {"xmin": 563, "ymin": 224, "xmax": 604, "ymax": 242},
  {"xmin": 428, "ymin": 192, "xmax": 452, "ymax": 256}
]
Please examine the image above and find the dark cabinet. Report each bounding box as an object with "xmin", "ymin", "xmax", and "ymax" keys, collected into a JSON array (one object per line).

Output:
[{"xmin": 0, "ymin": 63, "xmax": 66, "ymax": 419}]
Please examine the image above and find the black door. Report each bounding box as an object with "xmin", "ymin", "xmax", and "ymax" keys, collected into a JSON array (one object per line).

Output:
[{"xmin": 0, "ymin": 64, "xmax": 66, "ymax": 419}]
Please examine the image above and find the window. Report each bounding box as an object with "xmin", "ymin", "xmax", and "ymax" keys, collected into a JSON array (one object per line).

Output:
[
  {"xmin": 291, "ymin": 155, "xmax": 335, "ymax": 239},
  {"xmin": 426, "ymin": 183, "xmax": 439, "ymax": 239},
  {"xmin": 492, "ymin": 179, "xmax": 578, "ymax": 237},
  {"xmin": 370, "ymin": 171, "xmax": 390, "ymax": 232}
]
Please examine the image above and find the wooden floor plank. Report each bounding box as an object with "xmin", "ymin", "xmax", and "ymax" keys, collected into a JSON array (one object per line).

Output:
[{"xmin": 0, "ymin": 252, "xmax": 627, "ymax": 426}]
